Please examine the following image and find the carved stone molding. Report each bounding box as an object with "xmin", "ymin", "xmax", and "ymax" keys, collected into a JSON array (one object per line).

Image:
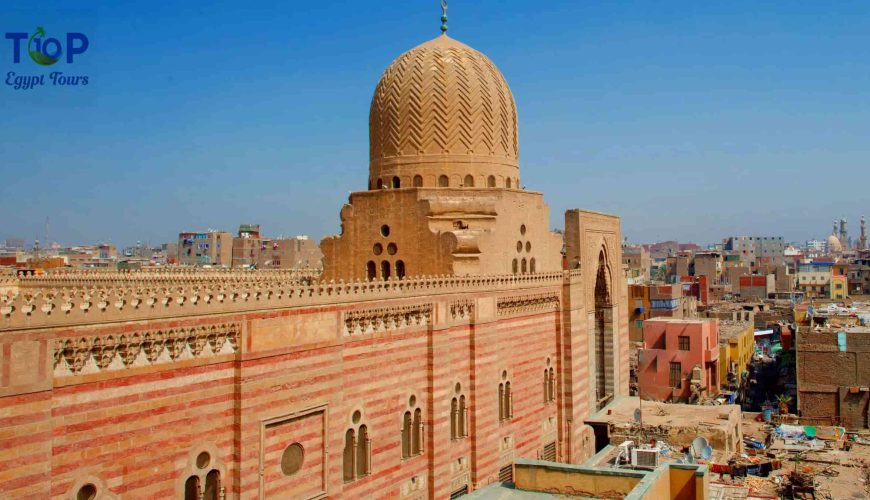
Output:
[
  {"xmin": 449, "ymin": 299, "xmax": 475, "ymax": 321},
  {"xmin": 343, "ymin": 304, "xmax": 432, "ymax": 336},
  {"xmin": 496, "ymin": 292, "xmax": 559, "ymax": 317},
  {"xmin": 53, "ymin": 322, "xmax": 241, "ymax": 376}
]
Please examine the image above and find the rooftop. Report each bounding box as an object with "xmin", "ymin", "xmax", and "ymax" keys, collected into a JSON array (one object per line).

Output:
[{"xmin": 718, "ymin": 320, "xmax": 752, "ymax": 342}]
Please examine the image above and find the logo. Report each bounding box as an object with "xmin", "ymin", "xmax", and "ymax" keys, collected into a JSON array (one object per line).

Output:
[{"xmin": 4, "ymin": 26, "xmax": 90, "ymax": 90}]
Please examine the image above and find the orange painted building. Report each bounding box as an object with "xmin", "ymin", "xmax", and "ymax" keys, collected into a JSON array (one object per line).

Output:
[{"xmin": 637, "ymin": 319, "xmax": 720, "ymax": 402}]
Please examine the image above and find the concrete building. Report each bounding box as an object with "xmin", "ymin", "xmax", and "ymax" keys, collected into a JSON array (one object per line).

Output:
[
  {"xmin": 665, "ymin": 254, "xmax": 690, "ymax": 284},
  {"xmin": 692, "ymin": 251, "xmax": 722, "ymax": 284},
  {"xmin": 621, "ymin": 243, "xmax": 650, "ymax": 284},
  {"xmin": 637, "ymin": 318, "xmax": 720, "ymax": 403},
  {"xmin": 797, "ymin": 326, "xmax": 870, "ymax": 430},
  {"xmin": 627, "ymin": 284, "xmax": 686, "ymax": 343},
  {"xmin": 831, "ymin": 274, "xmax": 848, "ymax": 300},
  {"xmin": 0, "ymin": 27, "xmax": 631, "ymax": 499},
  {"xmin": 178, "ymin": 231, "xmax": 233, "ymax": 266},
  {"xmin": 723, "ymin": 236, "xmax": 785, "ymax": 269},
  {"xmin": 717, "ymin": 320, "xmax": 754, "ymax": 398},
  {"xmin": 737, "ymin": 274, "xmax": 774, "ymax": 300},
  {"xmin": 796, "ymin": 261, "xmax": 833, "ymax": 299}
]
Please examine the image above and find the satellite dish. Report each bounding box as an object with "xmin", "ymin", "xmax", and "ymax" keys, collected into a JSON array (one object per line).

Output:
[
  {"xmin": 634, "ymin": 408, "xmax": 642, "ymax": 422},
  {"xmin": 701, "ymin": 445, "xmax": 713, "ymax": 460},
  {"xmin": 691, "ymin": 437, "xmax": 709, "ymax": 458}
]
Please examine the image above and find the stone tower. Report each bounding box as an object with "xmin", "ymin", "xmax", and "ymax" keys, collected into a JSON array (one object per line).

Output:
[
  {"xmin": 839, "ymin": 218, "xmax": 849, "ymax": 249},
  {"xmin": 860, "ymin": 215, "xmax": 867, "ymax": 250},
  {"xmin": 321, "ymin": 34, "xmax": 562, "ymax": 280}
]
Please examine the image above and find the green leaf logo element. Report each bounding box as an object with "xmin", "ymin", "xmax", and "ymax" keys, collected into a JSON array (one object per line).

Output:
[{"xmin": 28, "ymin": 26, "xmax": 58, "ymax": 66}]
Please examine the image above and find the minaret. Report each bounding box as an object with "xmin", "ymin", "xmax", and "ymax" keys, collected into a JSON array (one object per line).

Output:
[
  {"xmin": 860, "ymin": 216, "xmax": 868, "ymax": 250},
  {"xmin": 839, "ymin": 218, "xmax": 848, "ymax": 248}
]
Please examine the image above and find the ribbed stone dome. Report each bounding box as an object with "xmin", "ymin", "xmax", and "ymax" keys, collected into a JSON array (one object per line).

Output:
[{"xmin": 369, "ymin": 35, "xmax": 519, "ymax": 189}]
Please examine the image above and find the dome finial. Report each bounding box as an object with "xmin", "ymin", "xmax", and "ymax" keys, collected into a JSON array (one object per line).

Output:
[{"xmin": 440, "ymin": 0, "xmax": 449, "ymax": 34}]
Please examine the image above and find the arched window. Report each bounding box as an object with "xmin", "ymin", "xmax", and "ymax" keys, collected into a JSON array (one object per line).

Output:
[
  {"xmin": 512, "ymin": 259, "xmax": 518, "ymax": 274},
  {"xmin": 487, "ymin": 175, "xmax": 496, "ymax": 187},
  {"xmin": 412, "ymin": 409, "xmax": 423, "ymax": 455},
  {"xmin": 543, "ymin": 369, "xmax": 550, "ymax": 404},
  {"xmin": 343, "ymin": 429, "xmax": 355, "ymax": 482},
  {"xmin": 498, "ymin": 383, "xmax": 505, "ymax": 421},
  {"xmin": 464, "ymin": 175, "xmax": 474, "ymax": 187},
  {"xmin": 381, "ymin": 260, "xmax": 391, "ymax": 280},
  {"xmin": 392, "ymin": 176, "xmax": 401, "ymax": 188},
  {"xmin": 356, "ymin": 425, "xmax": 370, "ymax": 478},
  {"xmin": 451, "ymin": 397, "xmax": 459, "ymax": 440},
  {"xmin": 548, "ymin": 367, "xmax": 555, "ymax": 402},
  {"xmin": 402, "ymin": 397, "xmax": 424, "ymax": 457},
  {"xmin": 544, "ymin": 366, "xmax": 556, "ymax": 404},
  {"xmin": 377, "ymin": 178, "xmax": 384, "ymax": 189},
  {"xmin": 459, "ymin": 395, "xmax": 467, "ymax": 437},
  {"xmin": 184, "ymin": 477, "xmax": 200, "ymax": 500},
  {"xmin": 366, "ymin": 261, "xmax": 376, "ymax": 281},
  {"xmin": 506, "ymin": 177, "xmax": 512, "ymax": 189},
  {"xmin": 413, "ymin": 175, "xmax": 423, "ymax": 187},
  {"xmin": 203, "ymin": 470, "xmax": 220, "ymax": 500},
  {"xmin": 439, "ymin": 175, "xmax": 449, "ymax": 187},
  {"xmin": 396, "ymin": 260, "xmax": 406, "ymax": 279},
  {"xmin": 530, "ymin": 258, "xmax": 536, "ymax": 274},
  {"xmin": 504, "ymin": 381, "xmax": 513, "ymax": 419},
  {"xmin": 521, "ymin": 258, "xmax": 527, "ymax": 274},
  {"xmin": 401, "ymin": 412, "xmax": 412, "ymax": 458}
]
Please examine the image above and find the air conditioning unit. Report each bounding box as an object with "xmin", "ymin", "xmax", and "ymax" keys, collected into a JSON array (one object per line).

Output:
[{"xmin": 631, "ymin": 448, "xmax": 659, "ymax": 469}]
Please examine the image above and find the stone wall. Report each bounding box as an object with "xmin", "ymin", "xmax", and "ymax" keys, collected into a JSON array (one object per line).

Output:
[{"xmin": 0, "ymin": 268, "xmax": 626, "ymax": 498}]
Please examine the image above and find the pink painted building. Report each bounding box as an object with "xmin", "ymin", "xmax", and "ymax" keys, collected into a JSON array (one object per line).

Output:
[{"xmin": 637, "ymin": 318, "xmax": 720, "ymax": 402}]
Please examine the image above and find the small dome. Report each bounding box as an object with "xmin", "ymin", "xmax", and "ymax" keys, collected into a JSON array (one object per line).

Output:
[
  {"xmin": 827, "ymin": 234, "xmax": 843, "ymax": 253},
  {"xmin": 369, "ymin": 35, "xmax": 519, "ymax": 188}
]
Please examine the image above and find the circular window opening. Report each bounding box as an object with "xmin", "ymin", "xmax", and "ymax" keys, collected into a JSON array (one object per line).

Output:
[
  {"xmin": 373, "ymin": 243, "xmax": 383, "ymax": 255},
  {"xmin": 516, "ymin": 241, "xmax": 523, "ymax": 253},
  {"xmin": 380, "ymin": 225, "xmax": 391, "ymax": 237},
  {"xmin": 520, "ymin": 224, "xmax": 527, "ymax": 235},
  {"xmin": 77, "ymin": 484, "xmax": 97, "ymax": 500},
  {"xmin": 196, "ymin": 451, "xmax": 211, "ymax": 469},
  {"xmin": 409, "ymin": 395, "xmax": 417, "ymax": 407},
  {"xmin": 455, "ymin": 382, "xmax": 461, "ymax": 394},
  {"xmin": 352, "ymin": 410, "xmax": 362, "ymax": 424},
  {"xmin": 281, "ymin": 443, "xmax": 305, "ymax": 476},
  {"xmin": 526, "ymin": 242, "xmax": 531, "ymax": 252},
  {"xmin": 502, "ymin": 370, "xmax": 508, "ymax": 380},
  {"xmin": 387, "ymin": 243, "xmax": 398, "ymax": 255},
  {"xmin": 546, "ymin": 357, "xmax": 551, "ymax": 366}
]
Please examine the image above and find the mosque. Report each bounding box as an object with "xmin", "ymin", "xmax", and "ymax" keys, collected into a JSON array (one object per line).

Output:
[{"xmin": 0, "ymin": 13, "xmax": 628, "ymax": 500}]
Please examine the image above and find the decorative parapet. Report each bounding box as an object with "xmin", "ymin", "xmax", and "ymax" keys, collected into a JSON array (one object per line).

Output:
[
  {"xmin": 497, "ymin": 292, "xmax": 560, "ymax": 317},
  {"xmin": 343, "ymin": 303, "xmax": 432, "ymax": 336},
  {"xmin": 15, "ymin": 268, "xmax": 320, "ymax": 289},
  {"xmin": 449, "ymin": 299, "xmax": 475, "ymax": 321},
  {"xmin": 53, "ymin": 322, "xmax": 240, "ymax": 376},
  {"xmin": 1, "ymin": 271, "xmax": 565, "ymax": 331}
]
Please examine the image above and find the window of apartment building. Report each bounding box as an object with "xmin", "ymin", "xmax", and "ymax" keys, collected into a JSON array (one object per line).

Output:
[
  {"xmin": 678, "ymin": 336, "xmax": 690, "ymax": 351},
  {"xmin": 669, "ymin": 362, "xmax": 682, "ymax": 388}
]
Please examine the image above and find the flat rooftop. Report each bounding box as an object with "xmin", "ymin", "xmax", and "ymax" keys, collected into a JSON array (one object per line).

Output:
[
  {"xmin": 718, "ymin": 320, "xmax": 752, "ymax": 341},
  {"xmin": 587, "ymin": 396, "xmax": 740, "ymax": 429}
]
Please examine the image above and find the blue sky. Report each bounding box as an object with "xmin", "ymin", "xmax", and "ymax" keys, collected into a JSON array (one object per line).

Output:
[{"xmin": 1, "ymin": 1, "xmax": 868, "ymax": 249}]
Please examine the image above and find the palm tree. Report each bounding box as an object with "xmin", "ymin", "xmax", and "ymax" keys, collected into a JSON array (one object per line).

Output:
[{"xmin": 776, "ymin": 394, "xmax": 792, "ymax": 414}]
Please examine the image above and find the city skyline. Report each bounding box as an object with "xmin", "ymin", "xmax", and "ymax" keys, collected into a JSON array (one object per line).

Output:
[{"xmin": 2, "ymin": 1, "xmax": 869, "ymax": 248}]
